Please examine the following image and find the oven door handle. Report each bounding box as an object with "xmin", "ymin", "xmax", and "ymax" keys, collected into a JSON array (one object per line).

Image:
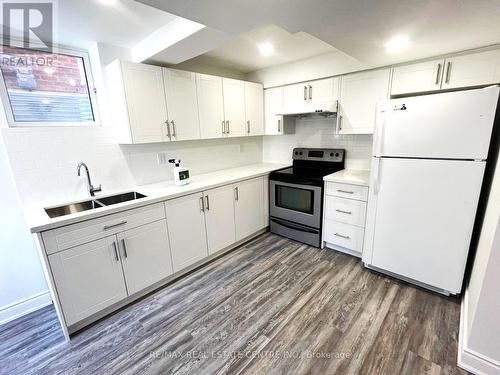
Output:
[{"xmin": 270, "ymin": 218, "xmax": 319, "ymax": 234}]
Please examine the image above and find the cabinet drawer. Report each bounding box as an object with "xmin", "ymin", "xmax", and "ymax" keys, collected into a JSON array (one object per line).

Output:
[
  {"xmin": 323, "ymin": 219, "xmax": 364, "ymax": 253},
  {"xmin": 324, "ymin": 196, "xmax": 367, "ymax": 227},
  {"xmin": 42, "ymin": 203, "xmax": 165, "ymax": 254},
  {"xmin": 325, "ymin": 182, "xmax": 368, "ymax": 201}
]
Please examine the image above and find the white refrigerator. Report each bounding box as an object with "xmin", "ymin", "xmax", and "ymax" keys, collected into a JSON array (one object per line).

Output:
[{"xmin": 363, "ymin": 86, "xmax": 499, "ymax": 295}]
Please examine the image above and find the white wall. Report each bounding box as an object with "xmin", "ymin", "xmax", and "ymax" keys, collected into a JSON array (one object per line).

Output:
[
  {"xmin": 246, "ymin": 50, "xmax": 369, "ymax": 88},
  {"xmin": 262, "ymin": 117, "xmax": 372, "ymax": 170},
  {"xmin": 0, "ymin": 131, "xmax": 50, "ymax": 325},
  {"xmin": 460, "ymin": 151, "xmax": 500, "ymax": 374}
]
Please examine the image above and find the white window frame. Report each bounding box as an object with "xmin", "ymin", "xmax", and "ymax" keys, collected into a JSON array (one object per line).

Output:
[{"xmin": 0, "ymin": 45, "xmax": 100, "ymax": 127}]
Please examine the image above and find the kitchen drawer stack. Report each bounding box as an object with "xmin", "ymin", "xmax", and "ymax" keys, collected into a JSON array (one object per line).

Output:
[{"xmin": 323, "ymin": 182, "xmax": 369, "ymax": 258}]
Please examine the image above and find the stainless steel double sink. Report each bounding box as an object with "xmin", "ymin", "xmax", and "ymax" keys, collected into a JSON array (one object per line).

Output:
[{"xmin": 45, "ymin": 191, "xmax": 147, "ymax": 218}]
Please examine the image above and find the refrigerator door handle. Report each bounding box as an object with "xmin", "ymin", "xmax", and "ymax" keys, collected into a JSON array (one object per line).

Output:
[{"xmin": 373, "ymin": 157, "xmax": 381, "ymax": 195}]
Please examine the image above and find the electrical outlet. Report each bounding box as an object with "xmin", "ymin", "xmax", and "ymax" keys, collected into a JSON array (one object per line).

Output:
[{"xmin": 157, "ymin": 152, "xmax": 166, "ymax": 165}]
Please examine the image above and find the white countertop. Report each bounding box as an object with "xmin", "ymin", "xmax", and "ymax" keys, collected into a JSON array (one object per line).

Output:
[
  {"xmin": 26, "ymin": 163, "xmax": 288, "ymax": 233},
  {"xmin": 323, "ymin": 169, "xmax": 371, "ymax": 186}
]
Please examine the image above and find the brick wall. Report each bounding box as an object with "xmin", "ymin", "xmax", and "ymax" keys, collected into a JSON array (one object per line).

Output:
[{"xmin": 0, "ymin": 46, "xmax": 89, "ymax": 94}]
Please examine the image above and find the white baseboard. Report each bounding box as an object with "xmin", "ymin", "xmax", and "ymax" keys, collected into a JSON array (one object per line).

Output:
[
  {"xmin": 0, "ymin": 291, "xmax": 52, "ymax": 326},
  {"xmin": 458, "ymin": 290, "xmax": 500, "ymax": 375}
]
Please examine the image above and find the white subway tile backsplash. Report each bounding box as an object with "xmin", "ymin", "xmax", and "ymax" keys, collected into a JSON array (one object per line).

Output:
[{"xmin": 263, "ymin": 117, "xmax": 372, "ymax": 170}]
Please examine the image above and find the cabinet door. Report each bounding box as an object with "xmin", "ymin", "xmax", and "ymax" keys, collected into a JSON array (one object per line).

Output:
[
  {"xmin": 204, "ymin": 185, "xmax": 236, "ymax": 254},
  {"xmin": 234, "ymin": 177, "xmax": 265, "ymax": 241},
  {"xmin": 197, "ymin": 73, "xmax": 225, "ymax": 139},
  {"xmin": 48, "ymin": 236, "xmax": 127, "ymax": 326},
  {"xmin": 339, "ymin": 69, "xmax": 390, "ymax": 135},
  {"xmin": 391, "ymin": 59, "xmax": 445, "ymax": 95},
  {"xmin": 165, "ymin": 193, "xmax": 208, "ymax": 272},
  {"xmin": 121, "ymin": 62, "xmax": 168, "ymax": 143},
  {"xmin": 223, "ymin": 78, "xmax": 246, "ymax": 137},
  {"xmin": 308, "ymin": 77, "xmax": 340, "ymax": 107},
  {"xmin": 117, "ymin": 220, "xmax": 173, "ymax": 295},
  {"xmin": 163, "ymin": 68, "xmax": 201, "ymax": 141},
  {"xmin": 441, "ymin": 49, "xmax": 500, "ymax": 89},
  {"xmin": 264, "ymin": 87, "xmax": 283, "ymax": 135},
  {"xmin": 244, "ymin": 81, "xmax": 264, "ymax": 136},
  {"xmin": 283, "ymin": 82, "xmax": 308, "ymax": 113}
]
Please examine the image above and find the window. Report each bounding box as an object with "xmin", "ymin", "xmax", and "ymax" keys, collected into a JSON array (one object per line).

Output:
[{"xmin": 0, "ymin": 46, "xmax": 99, "ymax": 126}]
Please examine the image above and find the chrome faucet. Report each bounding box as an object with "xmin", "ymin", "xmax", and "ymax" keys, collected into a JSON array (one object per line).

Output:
[{"xmin": 77, "ymin": 162, "xmax": 102, "ymax": 197}]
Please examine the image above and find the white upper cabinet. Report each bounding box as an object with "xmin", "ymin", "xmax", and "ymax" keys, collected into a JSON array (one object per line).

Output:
[
  {"xmin": 244, "ymin": 81, "xmax": 264, "ymax": 136},
  {"xmin": 283, "ymin": 82, "xmax": 309, "ymax": 113},
  {"xmin": 234, "ymin": 177, "xmax": 264, "ymax": 241},
  {"xmin": 163, "ymin": 68, "xmax": 201, "ymax": 141},
  {"xmin": 222, "ymin": 78, "xmax": 246, "ymax": 137},
  {"xmin": 117, "ymin": 220, "xmax": 173, "ymax": 295},
  {"xmin": 441, "ymin": 49, "xmax": 500, "ymax": 89},
  {"xmin": 204, "ymin": 185, "xmax": 236, "ymax": 254},
  {"xmin": 197, "ymin": 73, "xmax": 226, "ymax": 139},
  {"xmin": 338, "ymin": 69, "xmax": 391, "ymax": 135},
  {"xmin": 391, "ymin": 59, "xmax": 445, "ymax": 95},
  {"xmin": 165, "ymin": 192, "xmax": 209, "ymax": 272},
  {"xmin": 116, "ymin": 61, "xmax": 168, "ymax": 144},
  {"xmin": 264, "ymin": 87, "xmax": 284, "ymax": 135},
  {"xmin": 308, "ymin": 77, "xmax": 340, "ymax": 108}
]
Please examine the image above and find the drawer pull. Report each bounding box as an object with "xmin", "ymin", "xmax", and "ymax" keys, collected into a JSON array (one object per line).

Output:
[
  {"xmin": 337, "ymin": 189, "xmax": 354, "ymax": 194},
  {"xmin": 103, "ymin": 221, "xmax": 128, "ymax": 230},
  {"xmin": 334, "ymin": 233, "xmax": 351, "ymax": 240},
  {"xmin": 335, "ymin": 209, "xmax": 352, "ymax": 215}
]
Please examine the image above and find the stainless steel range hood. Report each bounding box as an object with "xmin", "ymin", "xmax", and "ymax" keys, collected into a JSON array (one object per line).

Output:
[{"xmin": 278, "ymin": 100, "xmax": 338, "ymax": 118}]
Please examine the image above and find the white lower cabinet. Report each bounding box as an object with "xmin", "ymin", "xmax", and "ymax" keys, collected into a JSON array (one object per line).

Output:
[
  {"xmin": 204, "ymin": 185, "xmax": 236, "ymax": 254},
  {"xmin": 117, "ymin": 220, "xmax": 173, "ymax": 295},
  {"xmin": 48, "ymin": 236, "xmax": 128, "ymax": 326},
  {"xmin": 323, "ymin": 182, "xmax": 369, "ymax": 258},
  {"xmin": 165, "ymin": 192, "xmax": 209, "ymax": 272},
  {"xmin": 234, "ymin": 177, "xmax": 264, "ymax": 241},
  {"xmin": 41, "ymin": 176, "xmax": 270, "ymax": 338}
]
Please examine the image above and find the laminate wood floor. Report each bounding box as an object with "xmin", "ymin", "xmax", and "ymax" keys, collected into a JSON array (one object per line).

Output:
[{"xmin": 0, "ymin": 233, "xmax": 469, "ymax": 375}]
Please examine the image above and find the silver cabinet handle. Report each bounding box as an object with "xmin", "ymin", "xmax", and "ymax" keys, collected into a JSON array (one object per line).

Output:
[
  {"xmin": 171, "ymin": 120, "xmax": 176, "ymax": 138},
  {"xmin": 303, "ymin": 85, "xmax": 307, "ymax": 101},
  {"xmin": 222, "ymin": 120, "xmax": 226, "ymax": 134},
  {"xmin": 199, "ymin": 196, "xmax": 205, "ymax": 212},
  {"xmin": 278, "ymin": 118, "xmax": 281, "ymax": 132},
  {"xmin": 235, "ymin": 186, "xmax": 239, "ymax": 201},
  {"xmin": 309, "ymin": 85, "xmax": 312, "ymax": 100},
  {"xmin": 247, "ymin": 120, "xmax": 250, "ymax": 134},
  {"xmin": 165, "ymin": 120, "xmax": 171, "ymax": 140},
  {"xmin": 103, "ymin": 221, "xmax": 127, "ymax": 230},
  {"xmin": 226, "ymin": 120, "xmax": 230, "ymax": 134},
  {"xmin": 334, "ymin": 233, "xmax": 350, "ymax": 240},
  {"xmin": 445, "ymin": 61, "xmax": 452, "ymax": 84},
  {"xmin": 121, "ymin": 238, "xmax": 128, "ymax": 258},
  {"xmin": 337, "ymin": 189, "xmax": 354, "ymax": 194},
  {"xmin": 205, "ymin": 195, "xmax": 210, "ymax": 211},
  {"xmin": 435, "ymin": 63, "xmax": 442, "ymax": 85},
  {"xmin": 112, "ymin": 241, "xmax": 119, "ymax": 261},
  {"xmin": 338, "ymin": 115, "xmax": 343, "ymax": 132},
  {"xmin": 335, "ymin": 209, "xmax": 352, "ymax": 215}
]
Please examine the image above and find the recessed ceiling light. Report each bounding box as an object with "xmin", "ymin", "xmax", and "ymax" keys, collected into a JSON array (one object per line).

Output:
[
  {"xmin": 258, "ymin": 42, "xmax": 274, "ymax": 57},
  {"xmin": 96, "ymin": 0, "xmax": 118, "ymax": 6},
  {"xmin": 385, "ymin": 35, "xmax": 410, "ymax": 53}
]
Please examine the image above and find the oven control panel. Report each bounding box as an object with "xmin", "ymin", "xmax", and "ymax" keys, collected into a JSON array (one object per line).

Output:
[{"xmin": 292, "ymin": 148, "xmax": 344, "ymax": 162}]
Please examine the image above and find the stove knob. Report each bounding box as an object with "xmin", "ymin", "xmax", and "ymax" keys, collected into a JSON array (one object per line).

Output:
[
  {"xmin": 335, "ymin": 153, "xmax": 339, "ymax": 157},
  {"xmin": 294, "ymin": 151, "xmax": 298, "ymax": 155},
  {"xmin": 330, "ymin": 152, "xmax": 334, "ymax": 157},
  {"xmin": 299, "ymin": 152, "xmax": 303, "ymax": 155}
]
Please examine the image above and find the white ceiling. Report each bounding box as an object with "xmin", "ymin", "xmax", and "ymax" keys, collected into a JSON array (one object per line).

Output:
[
  {"xmin": 192, "ymin": 25, "xmax": 337, "ymax": 73},
  {"xmin": 55, "ymin": 0, "xmax": 178, "ymax": 48},
  {"xmin": 138, "ymin": 0, "xmax": 500, "ymax": 69}
]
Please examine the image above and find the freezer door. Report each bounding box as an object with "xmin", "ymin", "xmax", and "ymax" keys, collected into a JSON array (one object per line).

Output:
[
  {"xmin": 364, "ymin": 157, "xmax": 485, "ymax": 294},
  {"xmin": 374, "ymin": 86, "xmax": 499, "ymax": 160}
]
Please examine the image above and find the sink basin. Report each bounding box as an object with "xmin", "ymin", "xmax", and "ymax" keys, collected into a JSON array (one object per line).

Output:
[
  {"xmin": 45, "ymin": 200, "xmax": 104, "ymax": 218},
  {"xmin": 96, "ymin": 191, "xmax": 146, "ymax": 206}
]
